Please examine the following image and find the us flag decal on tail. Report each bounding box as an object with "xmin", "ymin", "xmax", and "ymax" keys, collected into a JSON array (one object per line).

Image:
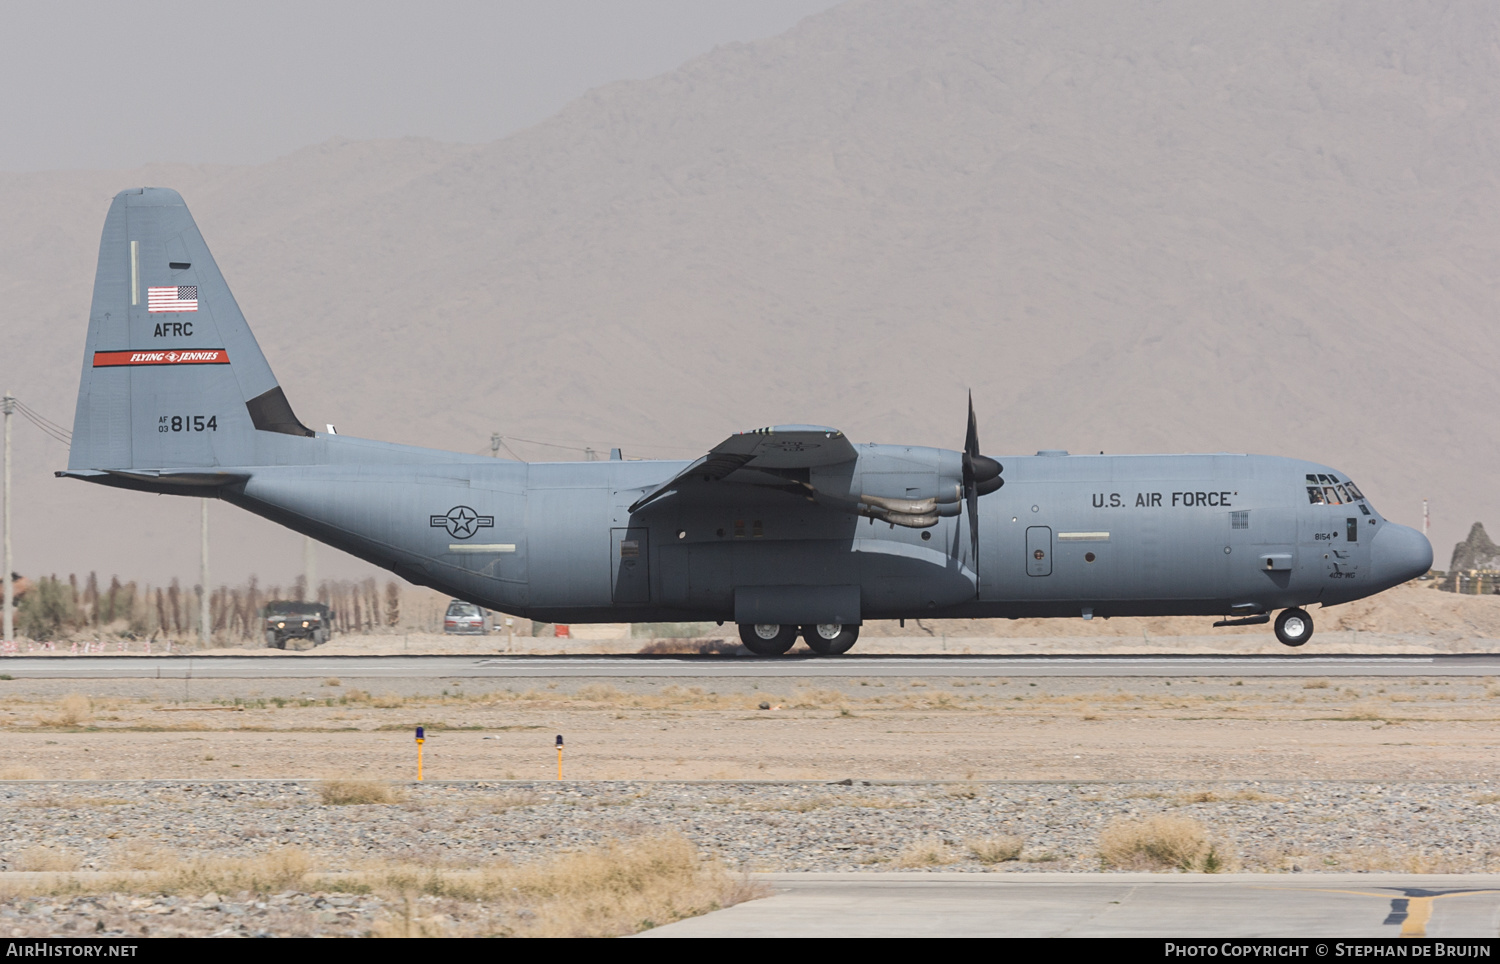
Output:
[
  {"xmin": 147, "ymin": 285, "xmax": 198, "ymax": 312},
  {"xmin": 93, "ymin": 349, "xmax": 228, "ymax": 367}
]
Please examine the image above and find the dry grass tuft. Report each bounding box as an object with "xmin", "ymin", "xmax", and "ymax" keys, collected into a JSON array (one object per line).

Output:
[
  {"xmin": 1307, "ymin": 847, "xmax": 1482, "ymax": 875},
  {"xmin": 18, "ymin": 796, "xmax": 130, "ymax": 809},
  {"xmin": 1175, "ymin": 789, "xmax": 1285, "ymax": 806},
  {"xmin": 1303, "ymin": 679, "xmax": 1330, "ymax": 689},
  {"xmin": 1343, "ymin": 701, "xmax": 1385, "ymax": 721},
  {"xmin": 108, "ymin": 840, "xmax": 182, "ymax": 871},
  {"xmin": 0, "ymin": 766, "xmax": 45, "ymax": 780},
  {"xmin": 788, "ymin": 688, "xmax": 849, "ymax": 710},
  {"xmin": 967, "ymin": 836, "xmax": 1025, "ymax": 864},
  {"xmin": 1473, "ymin": 793, "xmax": 1500, "ymax": 805},
  {"xmin": 1098, "ymin": 815, "xmax": 1226, "ymax": 872},
  {"xmin": 13, "ymin": 847, "xmax": 83, "ymax": 872},
  {"xmin": 317, "ymin": 778, "xmax": 408, "ymax": 806},
  {"xmin": 894, "ymin": 839, "xmax": 958, "ymax": 868},
  {"xmin": 157, "ymin": 846, "xmax": 313, "ymax": 893},
  {"xmin": 42, "ymin": 693, "xmax": 92, "ymax": 727},
  {"xmin": 574, "ymin": 683, "xmax": 630, "ymax": 703},
  {"xmin": 0, "ymin": 837, "xmax": 759, "ymax": 936},
  {"xmin": 372, "ymin": 691, "xmax": 406, "ymax": 709},
  {"xmin": 364, "ymin": 834, "xmax": 762, "ymax": 937},
  {"xmin": 488, "ymin": 791, "xmax": 545, "ymax": 811},
  {"xmin": 322, "ymin": 677, "xmax": 341, "ymax": 687}
]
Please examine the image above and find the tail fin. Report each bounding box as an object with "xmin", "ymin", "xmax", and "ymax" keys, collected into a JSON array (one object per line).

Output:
[{"xmin": 67, "ymin": 188, "xmax": 312, "ymax": 478}]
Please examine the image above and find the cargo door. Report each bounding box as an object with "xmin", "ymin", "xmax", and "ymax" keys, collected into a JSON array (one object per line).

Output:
[
  {"xmin": 1026, "ymin": 526, "xmax": 1052, "ymax": 577},
  {"xmin": 611, "ymin": 527, "xmax": 651, "ymax": 603}
]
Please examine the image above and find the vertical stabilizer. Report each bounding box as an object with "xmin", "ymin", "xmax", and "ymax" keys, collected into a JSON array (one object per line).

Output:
[{"xmin": 68, "ymin": 188, "xmax": 312, "ymax": 474}]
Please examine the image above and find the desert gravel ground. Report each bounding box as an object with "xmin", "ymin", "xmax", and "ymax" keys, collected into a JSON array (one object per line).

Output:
[
  {"xmin": 1, "ymin": 673, "xmax": 1499, "ymax": 782},
  {"xmin": 4, "ymin": 777, "xmax": 1500, "ymax": 937},
  {"xmin": 4, "ymin": 779, "xmax": 1500, "ymax": 875}
]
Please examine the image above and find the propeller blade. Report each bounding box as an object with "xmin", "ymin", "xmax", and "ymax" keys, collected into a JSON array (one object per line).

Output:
[
  {"xmin": 962, "ymin": 392, "xmax": 981, "ymax": 580},
  {"xmin": 961, "ymin": 392, "xmax": 1003, "ymax": 587},
  {"xmin": 965, "ymin": 391, "xmax": 980, "ymax": 461},
  {"xmin": 967, "ymin": 480, "xmax": 980, "ymax": 572}
]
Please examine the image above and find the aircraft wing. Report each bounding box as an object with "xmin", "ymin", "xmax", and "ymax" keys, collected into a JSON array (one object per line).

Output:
[{"xmin": 629, "ymin": 425, "xmax": 857, "ymax": 512}]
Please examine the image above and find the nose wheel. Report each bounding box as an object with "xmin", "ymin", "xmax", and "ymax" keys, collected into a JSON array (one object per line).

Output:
[{"xmin": 1274, "ymin": 608, "xmax": 1313, "ymax": 647}]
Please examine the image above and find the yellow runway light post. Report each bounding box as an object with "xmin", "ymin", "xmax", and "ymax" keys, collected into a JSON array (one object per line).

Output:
[
  {"xmin": 415, "ymin": 726, "xmax": 425, "ymax": 781},
  {"xmin": 556, "ymin": 734, "xmax": 563, "ymax": 780}
]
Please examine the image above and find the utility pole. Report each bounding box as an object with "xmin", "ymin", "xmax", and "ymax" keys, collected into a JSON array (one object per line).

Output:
[
  {"xmin": 200, "ymin": 500, "xmax": 210, "ymax": 646},
  {"xmin": 1423, "ymin": 499, "xmax": 1430, "ymax": 539},
  {"xmin": 491, "ymin": 433, "xmax": 501, "ymax": 458},
  {"xmin": 304, "ymin": 535, "xmax": 317, "ymax": 602},
  {"xmin": 2, "ymin": 391, "xmax": 12, "ymax": 645}
]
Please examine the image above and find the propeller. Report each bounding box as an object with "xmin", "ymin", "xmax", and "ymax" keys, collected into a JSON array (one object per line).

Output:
[{"xmin": 961, "ymin": 392, "xmax": 1003, "ymax": 579}]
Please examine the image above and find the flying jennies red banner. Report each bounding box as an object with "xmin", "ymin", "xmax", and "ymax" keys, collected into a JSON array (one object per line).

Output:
[{"xmin": 92, "ymin": 350, "xmax": 228, "ymax": 367}]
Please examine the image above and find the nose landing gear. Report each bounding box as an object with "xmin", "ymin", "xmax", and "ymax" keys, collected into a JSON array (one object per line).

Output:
[{"xmin": 1274, "ymin": 608, "xmax": 1313, "ymax": 647}]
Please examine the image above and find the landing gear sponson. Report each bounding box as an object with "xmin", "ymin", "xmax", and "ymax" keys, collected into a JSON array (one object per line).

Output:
[{"xmin": 739, "ymin": 623, "xmax": 861, "ymax": 656}]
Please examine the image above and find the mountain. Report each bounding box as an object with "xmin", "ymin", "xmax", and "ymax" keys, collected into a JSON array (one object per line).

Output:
[
  {"xmin": 1448, "ymin": 522, "xmax": 1500, "ymax": 574},
  {"xmin": 2, "ymin": 0, "xmax": 1496, "ymax": 587}
]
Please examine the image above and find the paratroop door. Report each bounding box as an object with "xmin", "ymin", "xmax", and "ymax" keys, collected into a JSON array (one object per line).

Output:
[{"xmin": 611, "ymin": 527, "xmax": 650, "ymax": 603}]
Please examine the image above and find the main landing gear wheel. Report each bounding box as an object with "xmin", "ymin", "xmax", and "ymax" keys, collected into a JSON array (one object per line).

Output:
[
  {"xmin": 1274, "ymin": 608, "xmax": 1313, "ymax": 647},
  {"xmin": 803, "ymin": 623, "xmax": 859, "ymax": 656},
  {"xmin": 739, "ymin": 623, "xmax": 798, "ymax": 656}
]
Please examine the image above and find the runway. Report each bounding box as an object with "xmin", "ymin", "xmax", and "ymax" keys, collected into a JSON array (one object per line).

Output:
[
  {"xmin": 642, "ymin": 873, "xmax": 1500, "ymax": 938},
  {"xmin": 2, "ymin": 653, "xmax": 1500, "ymax": 679}
]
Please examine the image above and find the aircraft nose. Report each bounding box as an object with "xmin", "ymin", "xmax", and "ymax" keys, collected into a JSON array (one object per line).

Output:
[{"xmin": 1371, "ymin": 522, "xmax": 1432, "ymax": 590}]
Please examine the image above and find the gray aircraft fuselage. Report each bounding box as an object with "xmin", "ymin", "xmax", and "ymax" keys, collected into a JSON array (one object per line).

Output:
[
  {"xmin": 210, "ymin": 443, "xmax": 1427, "ymax": 625},
  {"xmin": 62, "ymin": 189, "xmax": 1434, "ymax": 648}
]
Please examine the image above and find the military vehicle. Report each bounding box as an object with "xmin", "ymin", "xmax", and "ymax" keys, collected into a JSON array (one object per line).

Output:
[{"xmin": 262, "ymin": 600, "xmax": 333, "ymax": 649}]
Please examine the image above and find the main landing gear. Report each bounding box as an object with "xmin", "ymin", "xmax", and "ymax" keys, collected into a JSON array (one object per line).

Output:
[
  {"xmin": 738, "ymin": 623, "xmax": 861, "ymax": 656},
  {"xmin": 1274, "ymin": 608, "xmax": 1313, "ymax": 647}
]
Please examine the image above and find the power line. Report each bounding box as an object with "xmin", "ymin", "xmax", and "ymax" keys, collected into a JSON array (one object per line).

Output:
[
  {"xmin": 11, "ymin": 399, "xmax": 70, "ymax": 446},
  {"xmin": 12, "ymin": 400, "xmax": 69, "ymax": 438}
]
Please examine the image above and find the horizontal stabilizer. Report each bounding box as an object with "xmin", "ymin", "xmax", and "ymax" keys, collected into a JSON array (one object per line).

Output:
[{"xmin": 56, "ymin": 468, "xmax": 250, "ymax": 495}]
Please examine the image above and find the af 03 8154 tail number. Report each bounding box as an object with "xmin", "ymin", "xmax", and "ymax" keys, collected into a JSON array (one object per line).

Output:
[{"xmin": 159, "ymin": 414, "xmax": 217, "ymax": 433}]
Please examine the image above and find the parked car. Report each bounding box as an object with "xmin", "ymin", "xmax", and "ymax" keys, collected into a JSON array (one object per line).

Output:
[
  {"xmin": 444, "ymin": 599, "xmax": 487, "ymax": 634},
  {"xmin": 263, "ymin": 600, "xmax": 334, "ymax": 649}
]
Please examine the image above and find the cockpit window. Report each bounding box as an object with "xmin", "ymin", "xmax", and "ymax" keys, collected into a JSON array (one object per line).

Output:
[
  {"xmin": 1306, "ymin": 473, "xmax": 1367, "ymax": 506},
  {"xmin": 1306, "ymin": 475, "xmax": 1325, "ymax": 504}
]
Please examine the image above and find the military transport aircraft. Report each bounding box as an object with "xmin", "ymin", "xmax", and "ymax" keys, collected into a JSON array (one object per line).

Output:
[{"xmin": 61, "ymin": 189, "xmax": 1433, "ymax": 655}]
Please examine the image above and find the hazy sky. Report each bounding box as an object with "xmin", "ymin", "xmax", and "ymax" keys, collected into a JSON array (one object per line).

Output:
[{"xmin": 3, "ymin": 0, "xmax": 840, "ymax": 171}]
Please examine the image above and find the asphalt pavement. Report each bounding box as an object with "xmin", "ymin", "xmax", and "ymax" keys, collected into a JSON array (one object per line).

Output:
[
  {"xmin": 641, "ymin": 873, "xmax": 1500, "ymax": 938},
  {"xmin": 2, "ymin": 653, "xmax": 1499, "ymax": 679}
]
